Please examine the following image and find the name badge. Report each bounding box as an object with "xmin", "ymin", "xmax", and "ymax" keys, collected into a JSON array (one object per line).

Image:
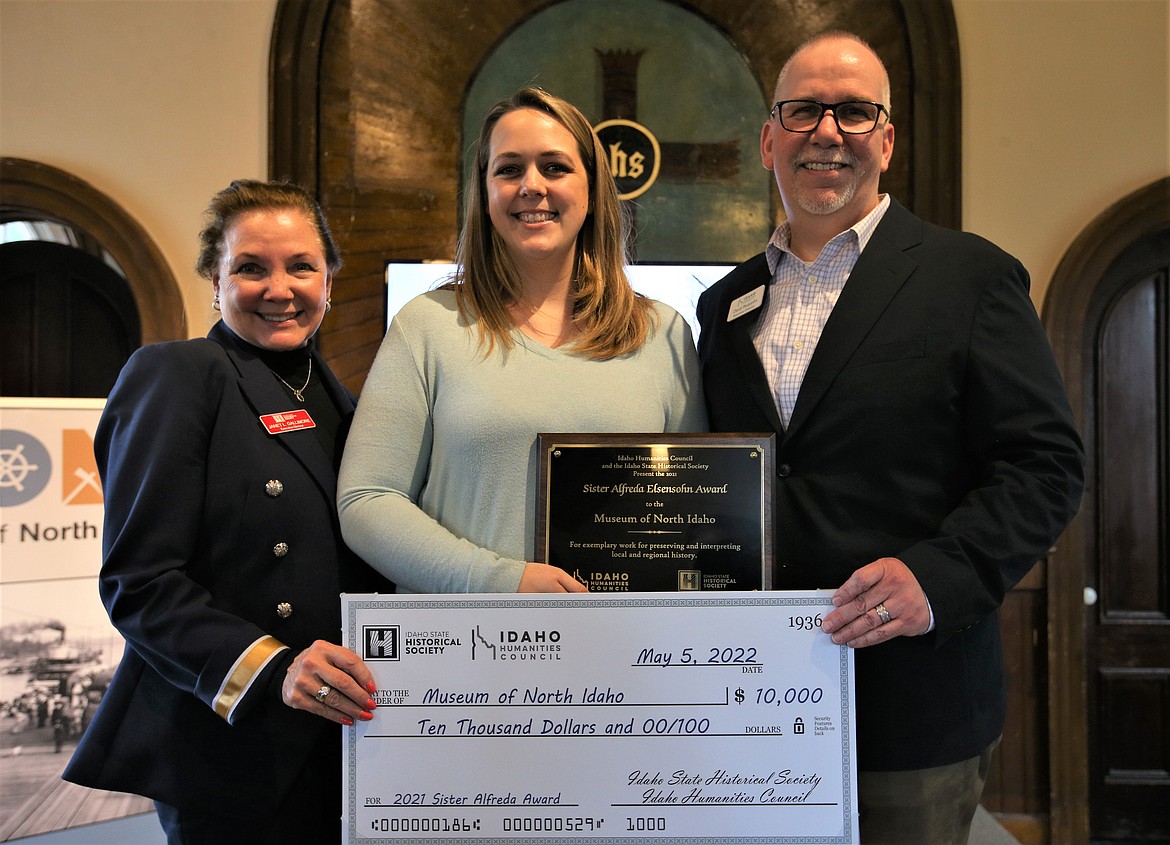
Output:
[
  {"xmin": 727, "ymin": 285, "xmax": 765, "ymax": 321},
  {"xmin": 260, "ymin": 410, "xmax": 316, "ymax": 434}
]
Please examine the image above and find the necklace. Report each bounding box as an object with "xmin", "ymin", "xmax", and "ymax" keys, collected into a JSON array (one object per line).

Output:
[
  {"xmin": 513, "ymin": 296, "xmax": 576, "ymax": 334},
  {"xmin": 514, "ymin": 309, "xmax": 579, "ymax": 346},
  {"xmin": 272, "ymin": 357, "xmax": 312, "ymax": 402},
  {"xmin": 516, "ymin": 295, "xmax": 565, "ymax": 320}
]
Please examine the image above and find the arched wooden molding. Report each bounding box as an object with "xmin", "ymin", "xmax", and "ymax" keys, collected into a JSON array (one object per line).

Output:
[
  {"xmin": 1, "ymin": 157, "xmax": 184, "ymax": 345},
  {"xmin": 269, "ymin": 0, "xmax": 961, "ymax": 389}
]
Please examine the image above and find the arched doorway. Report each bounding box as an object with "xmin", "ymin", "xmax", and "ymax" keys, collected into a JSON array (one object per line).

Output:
[
  {"xmin": 1, "ymin": 239, "xmax": 140, "ymax": 397},
  {"xmin": 0, "ymin": 158, "xmax": 184, "ymax": 396},
  {"xmin": 269, "ymin": 0, "xmax": 962, "ymax": 390},
  {"xmin": 1044, "ymin": 176, "xmax": 1170, "ymax": 844}
]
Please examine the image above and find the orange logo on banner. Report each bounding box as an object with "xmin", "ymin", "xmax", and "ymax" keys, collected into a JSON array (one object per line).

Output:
[{"xmin": 62, "ymin": 429, "xmax": 103, "ymax": 505}]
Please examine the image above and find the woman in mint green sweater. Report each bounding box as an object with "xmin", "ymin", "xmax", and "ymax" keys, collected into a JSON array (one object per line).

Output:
[{"xmin": 338, "ymin": 88, "xmax": 706, "ymax": 594}]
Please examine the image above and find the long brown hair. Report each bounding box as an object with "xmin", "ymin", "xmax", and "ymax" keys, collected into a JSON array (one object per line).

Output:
[{"xmin": 454, "ymin": 87, "xmax": 654, "ymax": 360}]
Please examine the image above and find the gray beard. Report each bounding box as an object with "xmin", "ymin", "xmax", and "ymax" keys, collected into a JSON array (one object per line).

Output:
[
  {"xmin": 794, "ymin": 177, "xmax": 858, "ymax": 216},
  {"xmin": 789, "ymin": 149, "xmax": 867, "ymax": 216}
]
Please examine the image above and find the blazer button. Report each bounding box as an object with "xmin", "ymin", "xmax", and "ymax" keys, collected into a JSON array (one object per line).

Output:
[
  {"xmin": 265, "ymin": 479, "xmax": 284, "ymax": 497},
  {"xmin": 273, "ymin": 542, "xmax": 289, "ymax": 557},
  {"xmin": 276, "ymin": 602, "xmax": 293, "ymax": 619},
  {"xmin": 777, "ymin": 463, "xmax": 791, "ymax": 478}
]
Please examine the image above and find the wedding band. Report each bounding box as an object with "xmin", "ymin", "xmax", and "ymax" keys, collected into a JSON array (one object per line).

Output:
[
  {"xmin": 315, "ymin": 684, "xmax": 332, "ymax": 702},
  {"xmin": 874, "ymin": 603, "xmax": 892, "ymax": 625}
]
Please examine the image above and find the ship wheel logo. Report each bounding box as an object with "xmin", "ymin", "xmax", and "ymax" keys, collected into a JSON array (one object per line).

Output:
[{"xmin": 0, "ymin": 430, "xmax": 52, "ymax": 507}]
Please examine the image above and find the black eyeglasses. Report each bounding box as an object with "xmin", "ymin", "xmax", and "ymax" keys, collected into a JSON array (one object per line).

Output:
[{"xmin": 770, "ymin": 100, "xmax": 889, "ymax": 134}]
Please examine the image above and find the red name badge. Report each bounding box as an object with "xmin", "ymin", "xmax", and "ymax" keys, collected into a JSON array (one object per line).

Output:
[{"xmin": 260, "ymin": 410, "xmax": 316, "ymax": 434}]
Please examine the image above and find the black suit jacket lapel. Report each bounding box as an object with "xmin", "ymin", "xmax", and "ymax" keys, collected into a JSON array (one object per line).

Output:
[
  {"xmin": 720, "ymin": 255, "xmax": 787, "ymax": 436},
  {"xmin": 786, "ymin": 200, "xmax": 923, "ymax": 438},
  {"xmin": 210, "ymin": 322, "xmax": 341, "ymax": 499}
]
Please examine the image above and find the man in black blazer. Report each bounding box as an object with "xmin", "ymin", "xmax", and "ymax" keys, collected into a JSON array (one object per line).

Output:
[{"xmin": 697, "ymin": 32, "xmax": 1083, "ymax": 844}]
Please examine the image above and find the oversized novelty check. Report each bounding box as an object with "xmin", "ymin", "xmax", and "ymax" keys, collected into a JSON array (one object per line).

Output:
[{"xmin": 341, "ymin": 592, "xmax": 857, "ymax": 844}]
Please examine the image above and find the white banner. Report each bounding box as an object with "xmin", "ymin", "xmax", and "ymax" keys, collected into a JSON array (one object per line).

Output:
[
  {"xmin": 1, "ymin": 398, "xmax": 105, "ymax": 583},
  {"xmin": 0, "ymin": 398, "xmax": 142, "ymax": 840}
]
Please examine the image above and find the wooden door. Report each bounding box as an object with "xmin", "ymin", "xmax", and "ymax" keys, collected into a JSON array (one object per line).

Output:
[
  {"xmin": 1087, "ymin": 225, "xmax": 1170, "ymax": 842},
  {"xmin": 1044, "ymin": 178, "xmax": 1169, "ymax": 845}
]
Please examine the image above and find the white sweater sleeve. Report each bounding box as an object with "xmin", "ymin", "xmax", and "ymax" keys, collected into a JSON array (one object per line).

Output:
[{"xmin": 661, "ymin": 308, "xmax": 709, "ymax": 433}]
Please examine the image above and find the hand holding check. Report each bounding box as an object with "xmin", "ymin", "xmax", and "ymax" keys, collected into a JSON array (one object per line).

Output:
[
  {"xmin": 282, "ymin": 640, "xmax": 378, "ymax": 726},
  {"xmin": 821, "ymin": 557, "xmax": 932, "ymax": 648}
]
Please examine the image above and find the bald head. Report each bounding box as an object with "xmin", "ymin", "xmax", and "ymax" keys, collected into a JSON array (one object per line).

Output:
[
  {"xmin": 775, "ymin": 31, "xmax": 892, "ymax": 117},
  {"xmin": 760, "ymin": 29, "xmax": 896, "ymax": 256}
]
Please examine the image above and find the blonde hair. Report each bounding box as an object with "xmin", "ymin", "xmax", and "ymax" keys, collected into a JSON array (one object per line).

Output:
[{"xmin": 454, "ymin": 87, "xmax": 654, "ymax": 360}]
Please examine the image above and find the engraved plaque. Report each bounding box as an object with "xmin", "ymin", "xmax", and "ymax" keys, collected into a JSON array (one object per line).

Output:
[{"xmin": 536, "ymin": 434, "xmax": 773, "ymax": 591}]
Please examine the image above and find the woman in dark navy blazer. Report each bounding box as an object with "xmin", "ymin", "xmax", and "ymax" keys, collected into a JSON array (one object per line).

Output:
[{"xmin": 63, "ymin": 180, "xmax": 394, "ymax": 844}]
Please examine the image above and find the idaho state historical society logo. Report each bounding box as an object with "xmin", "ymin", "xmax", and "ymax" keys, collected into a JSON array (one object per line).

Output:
[
  {"xmin": 594, "ymin": 119, "xmax": 661, "ymax": 200},
  {"xmin": 370, "ymin": 628, "xmax": 464, "ymax": 658},
  {"xmin": 363, "ymin": 626, "xmax": 400, "ymax": 660}
]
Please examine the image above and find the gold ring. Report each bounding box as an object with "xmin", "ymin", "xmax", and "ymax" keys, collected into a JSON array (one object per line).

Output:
[
  {"xmin": 874, "ymin": 603, "xmax": 892, "ymax": 625},
  {"xmin": 315, "ymin": 684, "xmax": 332, "ymax": 702}
]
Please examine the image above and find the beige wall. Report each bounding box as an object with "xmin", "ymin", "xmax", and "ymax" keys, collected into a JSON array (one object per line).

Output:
[
  {"xmin": 956, "ymin": 0, "xmax": 1170, "ymax": 302},
  {"xmin": 2, "ymin": 0, "xmax": 1168, "ymax": 339},
  {"xmin": 0, "ymin": 0, "xmax": 276, "ymax": 337}
]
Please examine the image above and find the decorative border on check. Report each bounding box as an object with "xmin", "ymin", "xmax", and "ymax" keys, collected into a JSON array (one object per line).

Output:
[{"xmin": 342, "ymin": 593, "xmax": 855, "ymax": 845}]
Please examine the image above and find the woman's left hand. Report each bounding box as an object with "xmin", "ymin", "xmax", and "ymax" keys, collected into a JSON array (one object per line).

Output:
[
  {"xmin": 518, "ymin": 562, "xmax": 589, "ymax": 592},
  {"xmin": 282, "ymin": 640, "xmax": 377, "ymax": 726}
]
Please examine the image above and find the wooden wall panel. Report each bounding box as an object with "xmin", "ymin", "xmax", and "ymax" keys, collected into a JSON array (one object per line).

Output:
[{"xmin": 984, "ymin": 561, "xmax": 1050, "ymax": 844}]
